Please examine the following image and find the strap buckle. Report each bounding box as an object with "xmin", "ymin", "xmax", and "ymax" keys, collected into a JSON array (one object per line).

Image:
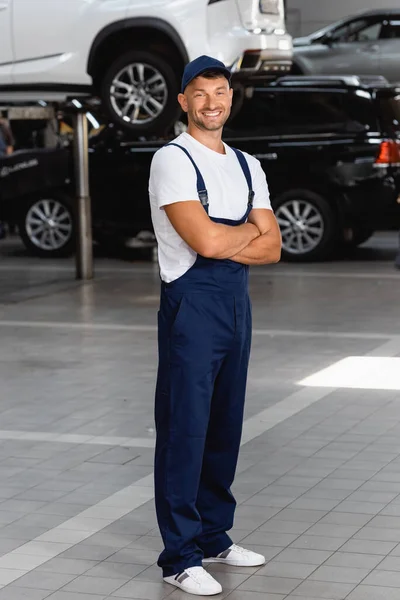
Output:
[{"xmin": 198, "ymin": 190, "xmax": 209, "ymax": 207}]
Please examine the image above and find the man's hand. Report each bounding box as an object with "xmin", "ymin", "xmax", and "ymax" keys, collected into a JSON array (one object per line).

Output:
[
  {"xmin": 164, "ymin": 201, "xmax": 260, "ymax": 260},
  {"xmin": 229, "ymin": 209, "xmax": 281, "ymax": 265}
]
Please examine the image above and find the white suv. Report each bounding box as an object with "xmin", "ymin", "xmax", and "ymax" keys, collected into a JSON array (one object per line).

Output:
[{"xmin": 0, "ymin": 0, "xmax": 292, "ymax": 135}]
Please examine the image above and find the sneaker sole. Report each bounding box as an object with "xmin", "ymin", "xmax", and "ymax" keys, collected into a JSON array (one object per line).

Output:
[
  {"xmin": 203, "ymin": 557, "xmax": 266, "ymax": 567},
  {"xmin": 163, "ymin": 576, "xmax": 222, "ymax": 596}
]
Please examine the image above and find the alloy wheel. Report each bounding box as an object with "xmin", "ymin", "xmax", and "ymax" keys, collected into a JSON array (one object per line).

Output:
[
  {"xmin": 110, "ymin": 62, "xmax": 168, "ymax": 125},
  {"xmin": 276, "ymin": 199, "xmax": 324, "ymax": 255},
  {"xmin": 26, "ymin": 199, "xmax": 73, "ymax": 251}
]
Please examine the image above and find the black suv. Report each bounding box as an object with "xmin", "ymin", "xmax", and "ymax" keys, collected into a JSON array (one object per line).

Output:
[{"xmin": 1, "ymin": 75, "xmax": 400, "ymax": 261}]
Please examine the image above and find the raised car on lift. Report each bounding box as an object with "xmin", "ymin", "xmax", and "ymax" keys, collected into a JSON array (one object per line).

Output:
[{"xmin": 0, "ymin": 0, "xmax": 292, "ymax": 136}]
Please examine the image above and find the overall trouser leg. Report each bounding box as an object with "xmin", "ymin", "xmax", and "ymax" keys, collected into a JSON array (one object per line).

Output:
[
  {"xmin": 154, "ymin": 291, "xmax": 220, "ymax": 577},
  {"xmin": 195, "ymin": 294, "xmax": 252, "ymax": 557}
]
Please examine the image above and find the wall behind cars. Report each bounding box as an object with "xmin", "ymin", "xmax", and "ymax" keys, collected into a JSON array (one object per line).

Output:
[{"xmin": 286, "ymin": 0, "xmax": 400, "ymax": 37}]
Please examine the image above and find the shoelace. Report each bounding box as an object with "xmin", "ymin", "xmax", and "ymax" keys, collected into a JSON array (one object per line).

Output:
[
  {"xmin": 185, "ymin": 566, "xmax": 214, "ymax": 584},
  {"xmin": 230, "ymin": 544, "xmax": 248, "ymax": 555}
]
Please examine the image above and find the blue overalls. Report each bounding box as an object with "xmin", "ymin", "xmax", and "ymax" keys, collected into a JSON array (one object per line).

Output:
[{"xmin": 154, "ymin": 143, "xmax": 254, "ymax": 577}]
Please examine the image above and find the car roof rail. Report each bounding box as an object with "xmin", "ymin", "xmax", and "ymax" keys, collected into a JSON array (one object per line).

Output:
[{"xmin": 271, "ymin": 75, "xmax": 390, "ymax": 88}]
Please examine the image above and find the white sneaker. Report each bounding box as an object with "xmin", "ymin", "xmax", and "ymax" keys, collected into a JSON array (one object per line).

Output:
[
  {"xmin": 164, "ymin": 566, "xmax": 222, "ymax": 596},
  {"xmin": 203, "ymin": 544, "xmax": 266, "ymax": 567}
]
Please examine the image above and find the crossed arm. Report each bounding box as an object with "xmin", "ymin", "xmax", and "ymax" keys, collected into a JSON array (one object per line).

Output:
[{"xmin": 164, "ymin": 201, "xmax": 281, "ymax": 265}]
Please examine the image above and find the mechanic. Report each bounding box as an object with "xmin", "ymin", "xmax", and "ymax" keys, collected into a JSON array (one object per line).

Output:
[{"xmin": 149, "ymin": 55, "xmax": 282, "ymax": 596}]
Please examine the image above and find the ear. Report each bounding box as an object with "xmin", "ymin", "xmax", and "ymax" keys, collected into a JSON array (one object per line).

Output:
[
  {"xmin": 178, "ymin": 93, "xmax": 188, "ymax": 113},
  {"xmin": 229, "ymin": 87, "xmax": 233, "ymax": 107}
]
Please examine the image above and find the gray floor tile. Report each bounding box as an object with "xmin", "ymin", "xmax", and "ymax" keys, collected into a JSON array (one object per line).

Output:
[
  {"xmin": 353, "ymin": 527, "xmax": 400, "ymax": 542},
  {"xmin": 340, "ymin": 539, "xmax": 398, "ymax": 555},
  {"xmin": 308, "ymin": 565, "xmax": 370, "ymax": 584},
  {"xmin": 47, "ymin": 593, "xmax": 107, "ymax": 600},
  {"xmin": 274, "ymin": 548, "xmax": 334, "ymax": 565},
  {"xmin": 85, "ymin": 563, "xmax": 147, "ymax": 580},
  {"xmin": 333, "ymin": 501, "xmax": 387, "ymax": 515},
  {"xmin": 290, "ymin": 535, "xmax": 348, "ymax": 552},
  {"xmin": 319, "ymin": 513, "xmax": 372, "ymax": 527},
  {"xmin": 109, "ymin": 580, "xmax": 173, "ymax": 599},
  {"xmin": 259, "ymin": 520, "xmax": 312, "ymax": 535},
  {"xmin": 325, "ymin": 552, "xmax": 384, "ymax": 570},
  {"xmin": 105, "ymin": 548, "xmax": 159, "ymax": 566},
  {"xmin": 0, "ymin": 588, "xmax": 52, "ymax": 600},
  {"xmin": 222, "ymin": 592, "xmax": 285, "ymax": 600},
  {"xmin": 257, "ymin": 561, "xmax": 317, "ymax": 579},
  {"xmin": 363, "ymin": 570, "xmax": 400, "ymax": 587},
  {"xmin": 36, "ymin": 559, "xmax": 98, "ymax": 575},
  {"xmin": 289, "ymin": 580, "xmax": 356, "ymax": 598},
  {"xmin": 376, "ymin": 556, "xmax": 400, "ymax": 571},
  {"xmin": 241, "ymin": 531, "xmax": 299, "ymax": 547},
  {"xmin": 347, "ymin": 585, "xmax": 400, "ymax": 599},
  {"xmin": 13, "ymin": 571, "xmax": 77, "ymax": 590},
  {"xmin": 236, "ymin": 575, "xmax": 302, "ymax": 594},
  {"xmin": 59, "ymin": 546, "xmax": 118, "ymax": 562},
  {"xmin": 62, "ymin": 576, "xmax": 128, "ymax": 595}
]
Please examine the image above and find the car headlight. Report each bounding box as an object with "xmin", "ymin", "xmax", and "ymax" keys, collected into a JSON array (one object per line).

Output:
[{"xmin": 278, "ymin": 39, "xmax": 291, "ymax": 50}]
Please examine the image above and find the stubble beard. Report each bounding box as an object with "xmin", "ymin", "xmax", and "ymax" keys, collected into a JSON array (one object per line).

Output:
[{"xmin": 189, "ymin": 109, "xmax": 230, "ymax": 133}]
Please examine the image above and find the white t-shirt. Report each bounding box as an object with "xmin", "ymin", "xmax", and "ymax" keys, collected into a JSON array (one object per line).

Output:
[{"xmin": 149, "ymin": 132, "xmax": 272, "ymax": 283}]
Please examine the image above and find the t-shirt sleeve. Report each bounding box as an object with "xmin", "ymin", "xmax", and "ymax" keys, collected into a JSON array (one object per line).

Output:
[
  {"xmin": 149, "ymin": 146, "xmax": 200, "ymax": 210},
  {"xmin": 247, "ymin": 154, "xmax": 272, "ymax": 211}
]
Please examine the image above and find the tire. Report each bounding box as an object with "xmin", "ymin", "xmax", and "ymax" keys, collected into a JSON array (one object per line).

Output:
[
  {"xmin": 100, "ymin": 50, "xmax": 181, "ymax": 136},
  {"xmin": 18, "ymin": 191, "xmax": 75, "ymax": 258},
  {"xmin": 274, "ymin": 189, "xmax": 338, "ymax": 262}
]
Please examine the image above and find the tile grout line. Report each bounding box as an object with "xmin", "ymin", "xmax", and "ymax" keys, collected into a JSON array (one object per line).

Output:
[{"xmin": 0, "ymin": 320, "xmax": 398, "ymax": 342}]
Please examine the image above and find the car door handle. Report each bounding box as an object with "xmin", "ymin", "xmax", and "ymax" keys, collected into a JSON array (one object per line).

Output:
[{"xmin": 0, "ymin": 1, "xmax": 9, "ymax": 9}]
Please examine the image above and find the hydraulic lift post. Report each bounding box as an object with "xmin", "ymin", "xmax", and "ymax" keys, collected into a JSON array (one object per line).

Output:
[{"xmin": 73, "ymin": 110, "xmax": 93, "ymax": 280}]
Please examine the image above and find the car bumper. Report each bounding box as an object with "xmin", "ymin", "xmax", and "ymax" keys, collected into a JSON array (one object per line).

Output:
[{"xmin": 210, "ymin": 28, "xmax": 292, "ymax": 78}]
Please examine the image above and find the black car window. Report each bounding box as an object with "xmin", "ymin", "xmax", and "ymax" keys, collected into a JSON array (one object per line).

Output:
[
  {"xmin": 225, "ymin": 89, "xmax": 368, "ymax": 136},
  {"xmin": 226, "ymin": 91, "xmax": 279, "ymax": 135},
  {"xmin": 331, "ymin": 18, "xmax": 382, "ymax": 43},
  {"xmin": 381, "ymin": 19, "xmax": 400, "ymax": 39},
  {"xmin": 352, "ymin": 21, "xmax": 382, "ymax": 42}
]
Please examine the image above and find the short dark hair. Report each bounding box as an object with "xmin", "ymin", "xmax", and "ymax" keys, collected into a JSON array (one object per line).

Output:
[{"xmin": 197, "ymin": 70, "xmax": 231, "ymax": 85}]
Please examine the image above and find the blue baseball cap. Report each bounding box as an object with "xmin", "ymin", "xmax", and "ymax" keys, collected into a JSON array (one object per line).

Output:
[{"xmin": 181, "ymin": 55, "xmax": 231, "ymax": 93}]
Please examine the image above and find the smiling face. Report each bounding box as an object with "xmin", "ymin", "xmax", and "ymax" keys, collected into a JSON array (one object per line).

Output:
[{"xmin": 178, "ymin": 73, "xmax": 233, "ymax": 133}]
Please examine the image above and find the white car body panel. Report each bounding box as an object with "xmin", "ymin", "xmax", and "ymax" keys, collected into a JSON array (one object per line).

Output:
[
  {"xmin": 12, "ymin": 0, "xmax": 130, "ymax": 84},
  {"xmin": 1, "ymin": 0, "xmax": 291, "ymax": 88}
]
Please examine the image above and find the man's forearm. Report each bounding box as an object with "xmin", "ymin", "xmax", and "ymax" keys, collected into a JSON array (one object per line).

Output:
[
  {"xmin": 229, "ymin": 232, "xmax": 281, "ymax": 265},
  {"xmin": 205, "ymin": 222, "xmax": 260, "ymax": 259}
]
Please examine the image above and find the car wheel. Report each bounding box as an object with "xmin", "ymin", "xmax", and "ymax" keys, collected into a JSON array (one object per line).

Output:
[
  {"xmin": 274, "ymin": 190, "xmax": 337, "ymax": 261},
  {"xmin": 18, "ymin": 192, "xmax": 75, "ymax": 257},
  {"xmin": 100, "ymin": 50, "xmax": 180, "ymax": 135}
]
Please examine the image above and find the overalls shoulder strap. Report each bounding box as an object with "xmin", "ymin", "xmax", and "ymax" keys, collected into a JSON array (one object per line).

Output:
[
  {"xmin": 166, "ymin": 143, "xmax": 209, "ymax": 210},
  {"xmin": 166, "ymin": 142, "xmax": 255, "ymax": 213},
  {"xmin": 231, "ymin": 147, "xmax": 255, "ymax": 208}
]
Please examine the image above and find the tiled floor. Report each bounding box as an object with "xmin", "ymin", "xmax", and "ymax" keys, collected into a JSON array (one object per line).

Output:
[{"xmin": 0, "ymin": 232, "xmax": 399, "ymax": 599}]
